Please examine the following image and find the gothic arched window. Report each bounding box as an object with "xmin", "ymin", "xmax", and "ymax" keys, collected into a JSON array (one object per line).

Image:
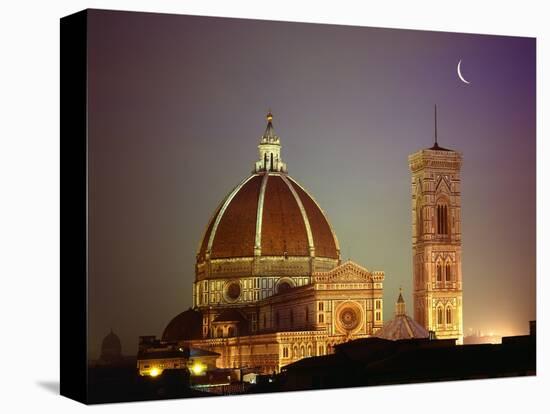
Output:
[
  {"xmin": 437, "ymin": 307, "xmax": 443, "ymax": 325},
  {"xmin": 445, "ymin": 262, "xmax": 451, "ymax": 282},
  {"xmin": 446, "ymin": 307, "xmax": 452, "ymax": 325},
  {"xmin": 228, "ymin": 326, "xmax": 235, "ymax": 337},
  {"xmin": 436, "ymin": 203, "xmax": 449, "ymax": 235},
  {"xmin": 436, "ymin": 262, "xmax": 443, "ymax": 282}
]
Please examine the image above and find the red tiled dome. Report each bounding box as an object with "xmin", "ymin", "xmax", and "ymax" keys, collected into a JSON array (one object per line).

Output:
[
  {"xmin": 162, "ymin": 308, "xmax": 203, "ymax": 342},
  {"xmin": 197, "ymin": 172, "xmax": 340, "ymax": 262}
]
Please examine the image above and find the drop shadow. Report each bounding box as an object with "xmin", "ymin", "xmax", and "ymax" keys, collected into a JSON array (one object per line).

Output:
[{"xmin": 36, "ymin": 381, "xmax": 60, "ymax": 395}]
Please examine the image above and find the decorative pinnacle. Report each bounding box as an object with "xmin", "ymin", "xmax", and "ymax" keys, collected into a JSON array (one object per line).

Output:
[
  {"xmin": 397, "ymin": 287, "xmax": 405, "ymax": 304},
  {"xmin": 262, "ymin": 110, "xmax": 276, "ymax": 140},
  {"xmin": 255, "ymin": 110, "xmax": 287, "ymax": 173}
]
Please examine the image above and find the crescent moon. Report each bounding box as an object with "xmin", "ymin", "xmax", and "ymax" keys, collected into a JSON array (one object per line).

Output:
[{"xmin": 457, "ymin": 59, "xmax": 470, "ymax": 84}]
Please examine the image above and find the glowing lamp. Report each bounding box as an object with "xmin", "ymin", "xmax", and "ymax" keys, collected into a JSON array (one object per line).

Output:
[
  {"xmin": 190, "ymin": 362, "xmax": 206, "ymax": 376},
  {"xmin": 149, "ymin": 367, "xmax": 160, "ymax": 377}
]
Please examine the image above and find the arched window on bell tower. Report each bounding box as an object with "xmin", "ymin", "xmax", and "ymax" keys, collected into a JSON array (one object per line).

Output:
[
  {"xmin": 445, "ymin": 262, "xmax": 452, "ymax": 282},
  {"xmin": 446, "ymin": 307, "xmax": 453, "ymax": 325},
  {"xmin": 436, "ymin": 201, "xmax": 449, "ymax": 236},
  {"xmin": 436, "ymin": 262, "xmax": 443, "ymax": 282},
  {"xmin": 437, "ymin": 306, "xmax": 444, "ymax": 326}
]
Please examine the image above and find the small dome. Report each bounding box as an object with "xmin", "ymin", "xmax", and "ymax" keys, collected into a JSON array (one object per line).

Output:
[
  {"xmin": 162, "ymin": 308, "xmax": 203, "ymax": 342},
  {"xmin": 375, "ymin": 314, "xmax": 430, "ymax": 340},
  {"xmin": 100, "ymin": 330, "xmax": 122, "ymax": 361},
  {"xmin": 375, "ymin": 291, "xmax": 429, "ymax": 340}
]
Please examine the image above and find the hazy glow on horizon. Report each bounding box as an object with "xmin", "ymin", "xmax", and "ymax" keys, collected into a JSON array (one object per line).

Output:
[{"xmin": 86, "ymin": 10, "xmax": 535, "ymax": 357}]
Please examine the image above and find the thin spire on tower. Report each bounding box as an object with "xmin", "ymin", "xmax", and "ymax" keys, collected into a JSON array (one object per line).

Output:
[
  {"xmin": 429, "ymin": 104, "xmax": 451, "ymax": 151},
  {"xmin": 434, "ymin": 104, "xmax": 438, "ymax": 146}
]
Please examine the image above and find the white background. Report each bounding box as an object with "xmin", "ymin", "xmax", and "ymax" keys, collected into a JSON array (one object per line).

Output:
[{"xmin": 0, "ymin": 0, "xmax": 547, "ymax": 413}]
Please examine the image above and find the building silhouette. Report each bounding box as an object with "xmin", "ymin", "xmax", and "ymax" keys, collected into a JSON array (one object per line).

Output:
[{"xmin": 99, "ymin": 329, "xmax": 122, "ymax": 364}]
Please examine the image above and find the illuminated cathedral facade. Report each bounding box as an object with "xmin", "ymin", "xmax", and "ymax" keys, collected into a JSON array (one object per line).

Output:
[
  {"xmin": 159, "ymin": 109, "xmax": 464, "ymax": 374},
  {"xmin": 162, "ymin": 113, "xmax": 385, "ymax": 373}
]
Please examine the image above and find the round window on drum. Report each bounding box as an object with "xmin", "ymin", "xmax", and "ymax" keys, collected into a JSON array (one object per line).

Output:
[{"xmin": 224, "ymin": 281, "xmax": 241, "ymax": 302}]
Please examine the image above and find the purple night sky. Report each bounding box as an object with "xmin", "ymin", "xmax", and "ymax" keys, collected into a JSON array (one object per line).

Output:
[{"xmin": 87, "ymin": 9, "xmax": 535, "ymax": 357}]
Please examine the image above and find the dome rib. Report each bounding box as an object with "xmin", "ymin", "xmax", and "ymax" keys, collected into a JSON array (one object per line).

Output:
[
  {"xmin": 197, "ymin": 173, "xmax": 340, "ymax": 262},
  {"xmin": 254, "ymin": 173, "xmax": 270, "ymax": 255},
  {"xmin": 279, "ymin": 173, "xmax": 315, "ymax": 256},
  {"xmin": 210, "ymin": 174, "xmax": 262, "ymax": 259},
  {"xmin": 260, "ymin": 174, "xmax": 309, "ymax": 256},
  {"xmin": 196, "ymin": 200, "xmax": 224, "ymax": 262},
  {"xmin": 287, "ymin": 176, "xmax": 340, "ymax": 259},
  {"xmin": 206, "ymin": 174, "xmax": 258, "ymax": 258}
]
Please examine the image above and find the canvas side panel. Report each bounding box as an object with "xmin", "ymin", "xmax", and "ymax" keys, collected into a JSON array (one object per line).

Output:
[{"xmin": 60, "ymin": 9, "xmax": 88, "ymax": 404}]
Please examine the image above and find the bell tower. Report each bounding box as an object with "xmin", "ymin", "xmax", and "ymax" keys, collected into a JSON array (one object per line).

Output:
[{"xmin": 408, "ymin": 106, "xmax": 464, "ymax": 344}]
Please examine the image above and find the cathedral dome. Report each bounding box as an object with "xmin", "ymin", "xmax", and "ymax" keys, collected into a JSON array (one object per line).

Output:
[
  {"xmin": 195, "ymin": 112, "xmax": 340, "ymax": 281},
  {"xmin": 197, "ymin": 173, "xmax": 339, "ymax": 263},
  {"xmin": 162, "ymin": 308, "xmax": 203, "ymax": 342}
]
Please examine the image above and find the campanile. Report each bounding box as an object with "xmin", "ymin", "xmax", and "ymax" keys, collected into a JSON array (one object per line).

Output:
[{"xmin": 408, "ymin": 106, "xmax": 464, "ymax": 344}]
